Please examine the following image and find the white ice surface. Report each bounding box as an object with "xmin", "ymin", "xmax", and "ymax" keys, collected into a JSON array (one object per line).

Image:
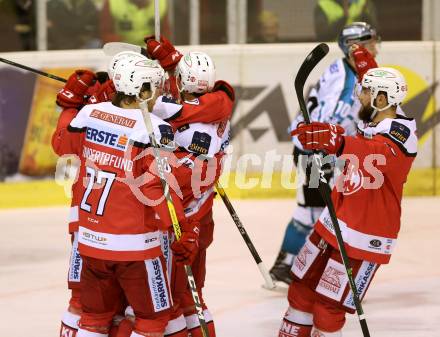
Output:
[{"xmin": 0, "ymin": 198, "xmax": 439, "ymax": 337}]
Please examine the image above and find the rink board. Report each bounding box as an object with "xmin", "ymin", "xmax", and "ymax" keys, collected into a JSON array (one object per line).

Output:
[
  {"xmin": 0, "ymin": 41, "xmax": 439, "ymax": 183},
  {"xmin": 0, "ymin": 167, "xmax": 438, "ymax": 208}
]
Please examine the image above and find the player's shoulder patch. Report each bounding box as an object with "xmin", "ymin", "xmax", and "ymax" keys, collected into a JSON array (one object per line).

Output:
[
  {"xmin": 389, "ymin": 120, "xmax": 410, "ymax": 144},
  {"xmin": 380, "ymin": 117, "xmax": 417, "ymax": 157},
  {"xmin": 158, "ymin": 124, "xmax": 174, "ymax": 146}
]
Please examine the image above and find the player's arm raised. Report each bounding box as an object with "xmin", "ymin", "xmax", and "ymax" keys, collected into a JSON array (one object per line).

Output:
[{"xmin": 51, "ymin": 70, "xmax": 96, "ymax": 156}]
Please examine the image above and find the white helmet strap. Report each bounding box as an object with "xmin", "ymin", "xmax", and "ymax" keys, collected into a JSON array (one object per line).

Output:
[
  {"xmin": 370, "ymin": 90, "xmax": 393, "ymax": 113},
  {"xmin": 137, "ymin": 84, "xmax": 159, "ymax": 112}
]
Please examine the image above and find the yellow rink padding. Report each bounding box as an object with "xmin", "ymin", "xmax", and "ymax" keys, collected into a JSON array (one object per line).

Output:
[{"xmin": 0, "ymin": 168, "xmax": 438, "ymax": 209}]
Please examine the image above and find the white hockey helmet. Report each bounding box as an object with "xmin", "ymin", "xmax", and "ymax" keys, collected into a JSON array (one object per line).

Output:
[
  {"xmin": 361, "ymin": 67, "xmax": 407, "ymax": 111},
  {"xmin": 108, "ymin": 51, "xmax": 147, "ymax": 79},
  {"xmin": 176, "ymin": 51, "xmax": 216, "ymax": 94},
  {"xmin": 112, "ymin": 58, "xmax": 165, "ymax": 97}
]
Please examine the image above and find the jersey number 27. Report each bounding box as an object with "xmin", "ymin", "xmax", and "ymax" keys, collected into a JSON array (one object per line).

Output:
[{"xmin": 80, "ymin": 167, "xmax": 116, "ymax": 216}]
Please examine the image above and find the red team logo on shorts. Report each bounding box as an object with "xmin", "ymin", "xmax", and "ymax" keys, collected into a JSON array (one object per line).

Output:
[
  {"xmin": 319, "ymin": 266, "xmax": 345, "ymax": 295},
  {"xmin": 295, "ymin": 246, "xmax": 312, "ymax": 271}
]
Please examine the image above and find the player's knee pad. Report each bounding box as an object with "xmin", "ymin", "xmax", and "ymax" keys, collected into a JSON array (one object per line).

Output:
[
  {"xmin": 78, "ymin": 312, "xmax": 114, "ymax": 336},
  {"xmin": 281, "ymin": 218, "xmax": 313, "ymax": 255},
  {"xmin": 60, "ymin": 310, "xmax": 81, "ymax": 337},
  {"xmin": 132, "ymin": 315, "xmax": 168, "ymax": 336},
  {"xmin": 108, "ymin": 318, "xmax": 133, "ymax": 337},
  {"xmin": 311, "ymin": 326, "xmax": 342, "ymax": 337},
  {"xmin": 185, "ymin": 310, "xmax": 215, "ymax": 337},
  {"xmin": 279, "ymin": 307, "xmax": 312, "ymax": 337},
  {"xmin": 312, "ymin": 300, "xmax": 346, "ymax": 333},
  {"xmin": 69, "ymin": 288, "xmax": 82, "ymax": 312},
  {"xmin": 287, "ymin": 280, "xmax": 316, "ymax": 314},
  {"xmin": 164, "ymin": 314, "xmax": 187, "ymax": 336}
]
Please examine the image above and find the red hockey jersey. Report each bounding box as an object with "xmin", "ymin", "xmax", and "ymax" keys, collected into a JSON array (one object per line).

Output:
[
  {"xmin": 52, "ymin": 101, "xmax": 185, "ymax": 261},
  {"xmin": 315, "ymin": 115, "xmax": 417, "ymax": 264}
]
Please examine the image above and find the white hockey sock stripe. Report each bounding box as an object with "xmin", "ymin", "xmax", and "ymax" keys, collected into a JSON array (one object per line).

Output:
[
  {"xmin": 76, "ymin": 329, "xmax": 108, "ymax": 337},
  {"xmin": 164, "ymin": 314, "xmax": 187, "ymax": 336},
  {"xmin": 185, "ymin": 309, "xmax": 213, "ymax": 330},
  {"xmin": 311, "ymin": 327, "xmax": 342, "ymax": 337},
  {"xmin": 62, "ymin": 310, "xmax": 80, "ymax": 329},
  {"xmin": 284, "ymin": 307, "xmax": 313, "ymax": 326}
]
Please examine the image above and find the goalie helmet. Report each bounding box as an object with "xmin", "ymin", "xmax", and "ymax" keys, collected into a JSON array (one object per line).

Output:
[
  {"xmin": 361, "ymin": 67, "xmax": 407, "ymax": 111},
  {"xmin": 112, "ymin": 58, "xmax": 164, "ymax": 97},
  {"xmin": 176, "ymin": 51, "xmax": 216, "ymax": 94},
  {"xmin": 108, "ymin": 51, "xmax": 147, "ymax": 79},
  {"xmin": 338, "ymin": 22, "xmax": 378, "ymax": 56}
]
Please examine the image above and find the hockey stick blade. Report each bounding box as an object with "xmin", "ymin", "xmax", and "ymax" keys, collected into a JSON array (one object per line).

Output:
[
  {"xmin": 294, "ymin": 43, "xmax": 329, "ymax": 124},
  {"xmin": 103, "ymin": 42, "xmax": 148, "ymax": 57}
]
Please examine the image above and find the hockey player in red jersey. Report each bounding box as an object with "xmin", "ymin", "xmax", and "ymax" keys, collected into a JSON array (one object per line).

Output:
[
  {"xmin": 52, "ymin": 58, "xmax": 200, "ymax": 337},
  {"xmin": 270, "ymin": 22, "xmax": 379, "ymax": 285},
  {"xmin": 278, "ymin": 67, "xmax": 417, "ymax": 337},
  {"xmin": 54, "ymin": 68, "xmax": 115, "ymax": 337},
  {"xmin": 55, "ymin": 52, "xmax": 143, "ymax": 337},
  {"xmin": 144, "ymin": 36, "xmax": 234, "ymax": 337}
]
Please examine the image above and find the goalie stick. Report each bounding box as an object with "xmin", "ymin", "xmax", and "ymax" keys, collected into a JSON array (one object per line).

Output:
[{"xmin": 294, "ymin": 43, "xmax": 371, "ymax": 337}]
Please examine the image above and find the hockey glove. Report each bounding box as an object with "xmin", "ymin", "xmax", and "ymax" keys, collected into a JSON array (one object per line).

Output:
[
  {"xmin": 171, "ymin": 219, "xmax": 200, "ymax": 265},
  {"xmin": 144, "ymin": 35, "xmax": 183, "ymax": 71},
  {"xmin": 56, "ymin": 70, "xmax": 96, "ymax": 108},
  {"xmin": 350, "ymin": 44, "xmax": 378, "ymax": 82},
  {"xmin": 291, "ymin": 122, "xmax": 345, "ymax": 155},
  {"xmin": 88, "ymin": 80, "xmax": 116, "ymax": 104}
]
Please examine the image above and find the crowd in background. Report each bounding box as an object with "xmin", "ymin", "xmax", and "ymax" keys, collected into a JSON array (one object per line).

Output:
[{"xmin": 0, "ymin": 0, "xmax": 423, "ymax": 52}]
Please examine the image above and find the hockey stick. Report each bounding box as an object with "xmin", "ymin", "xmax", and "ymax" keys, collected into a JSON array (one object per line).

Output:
[
  {"xmin": 138, "ymin": 100, "xmax": 210, "ymax": 337},
  {"xmin": 0, "ymin": 57, "xmax": 67, "ymax": 83},
  {"xmin": 0, "ymin": 54, "xmax": 210, "ymax": 336},
  {"xmin": 4, "ymin": 43, "xmax": 272, "ymax": 299},
  {"xmin": 295, "ymin": 43, "xmax": 371, "ymax": 337},
  {"xmin": 151, "ymin": 2, "xmax": 209, "ymax": 336},
  {"xmin": 102, "ymin": 42, "xmax": 148, "ymax": 57},
  {"xmin": 215, "ymin": 182, "xmax": 275, "ymax": 289},
  {"xmin": 101, "ymin": 36, "xmax": 276, "ymax": 292}
]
